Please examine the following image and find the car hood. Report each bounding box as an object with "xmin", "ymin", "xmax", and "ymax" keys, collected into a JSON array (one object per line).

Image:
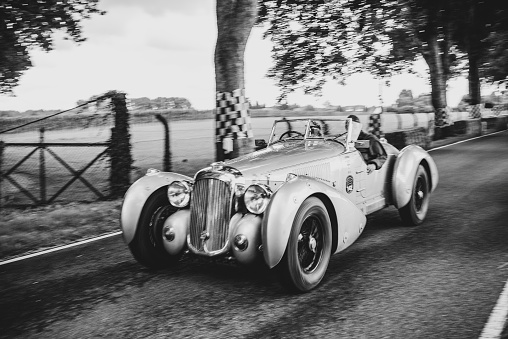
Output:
[{"xmin": 223, "ymin": 140, "xmax": 344, "ymax": 181}]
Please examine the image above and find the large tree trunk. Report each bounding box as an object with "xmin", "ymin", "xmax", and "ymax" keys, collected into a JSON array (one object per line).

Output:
[
  {"xmin": 214, "ymin": 0, "xmax": 257, "ymax": 161},
  {"xmin": 423, "ymin": 35, "xmax": 449, "ymax": 126},
  {"xmin": 414, "ymin": 1, "xmax": 449, "ymax": 127},
  {"xmin": 466, "ymin": 1, "xmax": 482, "ymax": 106},
  {"xmin": 468, "ymin": 51, "xmax": 481, "ymax": 105}
]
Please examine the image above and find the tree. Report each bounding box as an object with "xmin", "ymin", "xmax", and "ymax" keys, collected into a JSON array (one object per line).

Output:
[
  {"xmin": 130, "ymin": 97, "xmax": 152, "ymax": 110},
  {"xmin": 480, "ymin": 30, "xmax": 508, "ymax": 86},
  {"xmin": 215, "ymin": 0, "xmax": 257, "ymax": 161},
  {"xmin": 397, "ymin": 89, "xmax": 414, "ymax": 107},
  {"xmin": 259, "ymin": 0, "xmax": 460, "ymax": 125},
  {"xmin": 128, "ymin": 97, "xmax": 192, "ymax": 110},
  {"xmin": 170, "ymin": 97, "xmax": 192, "ymax": 109},
  {"xmin": 450, "ymin": 0, "xmax": 508, "ymax": 105},
  {"xmin": 0, "ymin": 0, "xmax": 104, "ymax": 94}
]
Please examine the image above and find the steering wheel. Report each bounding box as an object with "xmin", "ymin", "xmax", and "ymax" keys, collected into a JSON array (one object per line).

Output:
[{"xmin": 279, "ymin": 130, "xmax": 304, "ymax": 140}]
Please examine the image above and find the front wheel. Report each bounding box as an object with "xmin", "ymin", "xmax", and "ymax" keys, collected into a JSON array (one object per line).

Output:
[
  {"xmin": 398, "ymin": 165, "xmax": 430, "ymax": 226},
  {"xmin": 278, "ymin": 197, "xmax": 332, "ymax": 292},
  {"xmin": 128, "ymin": 188, "xmax": 181, "ymax": 268}
]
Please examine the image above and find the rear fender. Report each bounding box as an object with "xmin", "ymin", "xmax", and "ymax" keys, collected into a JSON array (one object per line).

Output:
[
  {"xmin": 262, "ymin": 176, "xmax": 366, "ymax": 269},
  {"xmin": 121, "ymin": 171, "xmax": 192, "ymax": 244},
  {"xmin": 392, "ymin": 145, "xmax": 439, "ymax": 209}
]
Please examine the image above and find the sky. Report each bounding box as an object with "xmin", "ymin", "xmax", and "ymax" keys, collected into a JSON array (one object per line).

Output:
[{"xmin": 0, "ymin": 0, "xmax": 472, "ymax": 112}]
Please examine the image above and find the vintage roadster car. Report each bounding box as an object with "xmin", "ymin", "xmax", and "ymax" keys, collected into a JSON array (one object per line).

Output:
[{"xmin": 120, "ymin": 118, "xmax": 438, "ymax": 292}]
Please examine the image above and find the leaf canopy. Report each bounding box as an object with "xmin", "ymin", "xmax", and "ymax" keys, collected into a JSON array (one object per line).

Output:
[{"xmin": 0, "ymin": 0, "xmax": 104, "ymax": 94}]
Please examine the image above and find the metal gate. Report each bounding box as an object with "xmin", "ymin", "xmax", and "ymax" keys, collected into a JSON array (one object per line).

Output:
[{"xmin": 0, "ymin": 130, "xmax": 110, "ymax": 207}]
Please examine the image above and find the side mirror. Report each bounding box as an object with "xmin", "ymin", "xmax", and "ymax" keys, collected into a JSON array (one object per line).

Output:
[{"xmin": 255, "ymin": 139, "xmax": 267, "ymax": 150}]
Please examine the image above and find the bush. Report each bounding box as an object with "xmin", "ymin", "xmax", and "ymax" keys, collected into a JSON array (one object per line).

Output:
[
  {"xmin": 398, "ymin": 105, "xmax": 415, "ymax": 113},
  {"xmin": 419, "ymin": 105, "xmax": 435, "ymax": 113},
  {"xmin": 0, "ymin": 111, "xmax": 19, "ymax": 118}
]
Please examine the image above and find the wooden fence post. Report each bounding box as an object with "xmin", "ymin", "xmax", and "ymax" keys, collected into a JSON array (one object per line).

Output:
[
  {"xmin": 0, "ymin": 141, "xmax": 4, "ymax": 208},
  {"xmin": 109, "ymin": 92, "xmax": 132, "ymax": 198},
  {"xmin": 156, "ymin": 114, "xmax": 171, "ymax": 172},
  {"xmin": 39, "ymin": 128, "xmax": 46, "ymax": 204}
]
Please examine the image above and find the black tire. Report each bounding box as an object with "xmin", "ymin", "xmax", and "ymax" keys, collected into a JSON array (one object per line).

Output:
[
  {"xmin": 398, "ymin": 165, "xmax": 430, "ymax": 226},
  {"xmin": 128, "ymin": 188, "xmax": 181, "ymax": 268},
  {"xmin": 278, "ymin": 197, "xmax": 332, "ymax": 292}
]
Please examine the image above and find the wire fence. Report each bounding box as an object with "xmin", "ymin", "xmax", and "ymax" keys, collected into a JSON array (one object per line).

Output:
[{"xmin": 0, "ymin": 100, "xmax": 115, "ymax": 207}]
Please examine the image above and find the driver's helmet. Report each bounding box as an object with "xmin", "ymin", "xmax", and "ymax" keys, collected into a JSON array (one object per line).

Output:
[{"xmin": 309, "ymin": 125, "xmax": 322, "ymax": 137}]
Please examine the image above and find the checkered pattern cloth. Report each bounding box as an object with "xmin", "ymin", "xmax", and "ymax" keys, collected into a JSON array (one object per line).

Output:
[
  {"xmin": 492, "ymin": 104, "xmax": 507, "ymax": 116},
  {"xmin": 435, "ymin": 107, "xmax": 450, "ymax": 126},
  {"xmin": 469, "ymin": 104, "xmax": 482, "ymax": 119},
  {"xmin": 215, "ymin": 89, "xmax": 253, "ymax": 142},
  {"xmin": 369, "ymin": 114, "xmax": 382, "ymax": 138}
]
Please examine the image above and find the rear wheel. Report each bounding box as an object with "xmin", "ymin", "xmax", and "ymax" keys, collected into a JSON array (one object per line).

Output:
[
  {"xmin": 128, "ymin": 188, "xmax": 181, "ymax": 268},
  {"xmin": 278, "ymin": 197, "xmax": 332, "ymax": 292},
  {"xmin": 399, "ymin": 165, "xmax": 430, "ymax": 226}
]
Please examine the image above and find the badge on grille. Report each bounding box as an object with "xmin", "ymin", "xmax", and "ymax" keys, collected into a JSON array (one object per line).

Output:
[{"xmin": 200, "ymin": 231, "xmax": 209, "ymax": 241}]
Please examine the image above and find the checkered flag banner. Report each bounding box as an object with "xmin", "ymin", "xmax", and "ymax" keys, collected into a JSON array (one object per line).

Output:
[
  {"xmin": 435, "ymin": 107, "xmax": 451, "ymax": 126},
  {"xmin": 492, "ymin": 105, "xmax": 502, "ymax": 116},
  {"xmin": 469, "ymin": 104, "xmax": 482, "ymax": 119},
  {"xmin": 369, "ymin": 113, "xmax": 382, "ymax": 138},
  {"xmin": 215, "ymin": 88, "xmax": 254, "ymax": 142}
]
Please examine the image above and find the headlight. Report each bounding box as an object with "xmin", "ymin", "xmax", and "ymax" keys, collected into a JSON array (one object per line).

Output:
[
  {"xmin": 167, "ymin": 181, "xmax": 191, "ymax": 208},
  {"xmin": 244, "ymin": 184, "xmax": 272, "ymax": 214}
]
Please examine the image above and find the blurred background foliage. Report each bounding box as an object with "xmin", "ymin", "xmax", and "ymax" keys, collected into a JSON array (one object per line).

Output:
[
  {"xmin": 0, "ymin": 0, "xmax": 104, "ymax": 94},
  {"xmin": 258, "ymin": 0, "xmax": 508, "ymax": 112}
]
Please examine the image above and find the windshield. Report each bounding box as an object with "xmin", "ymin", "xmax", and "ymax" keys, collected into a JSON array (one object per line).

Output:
[{"xmin": 268, "ymin": 119, "xmax": 350, "ymax": 145}]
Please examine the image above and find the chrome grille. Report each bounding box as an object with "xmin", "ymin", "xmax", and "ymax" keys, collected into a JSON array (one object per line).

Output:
[{"xmin": 189, "ymin": 177, "xmax": 232, "ymax": 254}]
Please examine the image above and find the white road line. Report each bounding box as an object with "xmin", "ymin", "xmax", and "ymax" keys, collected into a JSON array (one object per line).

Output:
[
  {"xmin": 0, "ymin": 231, "xmax": 122, "ymax": 266},
  {"xmin": 479, "ymin": 279, "xmax": 508, "ymax": 339},
  {"xmin": 428, "ymin": 130, "xmax": 506, "ymax": 152}
]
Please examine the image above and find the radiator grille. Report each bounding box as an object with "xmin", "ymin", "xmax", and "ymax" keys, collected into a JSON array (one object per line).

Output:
[{"xmin": 189, "ymin": 178, "xmax": 232, "ymax": 254}]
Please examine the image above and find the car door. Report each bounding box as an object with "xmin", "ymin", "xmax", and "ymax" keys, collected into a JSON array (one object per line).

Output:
[{"xmin": 337, "ymin": 149, "xmax": 367, "ymax": 209}]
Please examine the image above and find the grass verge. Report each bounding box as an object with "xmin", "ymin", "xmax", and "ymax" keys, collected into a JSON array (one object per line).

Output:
[{"xmin": 0, "ymin": 199, "xmax": 122, "ymax": 261}]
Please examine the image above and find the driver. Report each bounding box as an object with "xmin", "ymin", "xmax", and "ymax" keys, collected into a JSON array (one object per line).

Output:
[{"xmin": 347, "ymin": 115, "xmax": 387, "ymax": 174}]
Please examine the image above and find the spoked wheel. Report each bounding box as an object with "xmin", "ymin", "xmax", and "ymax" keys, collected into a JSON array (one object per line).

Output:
[
  {"xmin": 128, "ymin": 188, "xmax": 181, "ymax": 268},
  {"xmin": 399, "ymin": 165, "xmax": 430, "ymax": 226},
  {"xmin": 279, "ymin": 197, "xmax": 332, "ymax": 292}
]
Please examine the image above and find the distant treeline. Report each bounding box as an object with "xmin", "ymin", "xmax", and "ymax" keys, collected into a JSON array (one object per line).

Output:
[{"xmin": 0, "ymin": 109, "xmax": 61, "ymax": 118}]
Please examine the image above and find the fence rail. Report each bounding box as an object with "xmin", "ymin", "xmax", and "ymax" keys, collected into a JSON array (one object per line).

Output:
[{"xmin": 0, "ymin": 128, "xmax": 110, "ymax": 207}]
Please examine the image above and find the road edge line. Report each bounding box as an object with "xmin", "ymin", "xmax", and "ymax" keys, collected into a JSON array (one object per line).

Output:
[
  {"xmin": 479, "ymin": 278, "xmax": 508, "ymax": 339},
  {"xmin": 428, "ymin": 130, "xmax": 506, "ymax": 152},
  {"xmin": 428, "ymin": 129, "xmax": 508, "ymax": 338},
  {"xmin": 0, "ymin": 231, "xmax": 122, "ymax": 266}
]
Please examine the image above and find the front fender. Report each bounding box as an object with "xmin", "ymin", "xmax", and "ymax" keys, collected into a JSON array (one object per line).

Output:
[
  {"xmin": 262, "ymin": 176, "xmax": 366, "ymax": 269},
  {"xmin": 121, "ymin": 171, "xmax": 192, "ymax": 244},
  {"xmin": 392, "ymin": 145, "xmax": 439, "ymax": 209}
]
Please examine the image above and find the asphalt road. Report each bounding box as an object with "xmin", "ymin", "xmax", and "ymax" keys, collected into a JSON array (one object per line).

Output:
[{"xmin": 1, "ymin": 131, "xmax": 507, "ymax": 339}]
